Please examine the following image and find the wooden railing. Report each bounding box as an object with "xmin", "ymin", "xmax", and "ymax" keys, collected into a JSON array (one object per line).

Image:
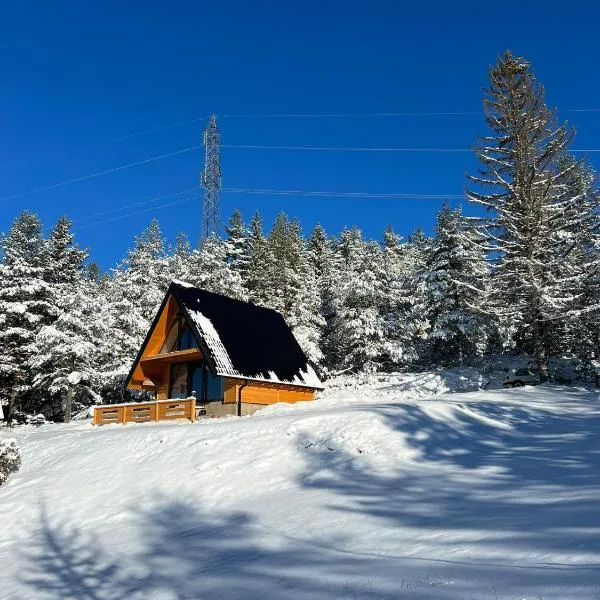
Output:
[{"xmin": 93, "ymin": 398, "xmax": 196, "ymax": 426}]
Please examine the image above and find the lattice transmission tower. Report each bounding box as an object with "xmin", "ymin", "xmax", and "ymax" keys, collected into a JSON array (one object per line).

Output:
[{"xmin": 199, "ymin": 114, "xmax": 221, "ymax": 246}]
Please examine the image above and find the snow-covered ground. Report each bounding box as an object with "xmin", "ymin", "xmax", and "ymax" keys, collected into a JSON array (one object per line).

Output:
[{"xmin": 2, "ymin": 379, "xmax": 600, "ymax": 599}]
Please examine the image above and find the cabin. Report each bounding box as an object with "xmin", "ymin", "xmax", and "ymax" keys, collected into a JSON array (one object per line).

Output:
[{"xmin": 125, "ymin": 281, "xmax": 323, "ymax": 417}]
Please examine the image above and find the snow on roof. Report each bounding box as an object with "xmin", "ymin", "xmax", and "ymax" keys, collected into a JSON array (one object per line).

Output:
[
  {"xmin": 172, "ymin": 283, "xmax": 324, "ymax": 390},
  {"xmin": 186, "ymin": 310, "xmax": 236, "ymax": 376},
  {"xmin": 171, "ymin": 279, "xmax": 194, "ymax": 288}
]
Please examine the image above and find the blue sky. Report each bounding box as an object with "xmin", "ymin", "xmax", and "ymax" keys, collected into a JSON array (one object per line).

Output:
[{"xmin": 1, "ymin": 1, "xmax": 600, "ymax": 269}]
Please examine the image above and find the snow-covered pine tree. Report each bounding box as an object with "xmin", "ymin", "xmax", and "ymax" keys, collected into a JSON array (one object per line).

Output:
[
  {"xmin": 380, "ymin": 228, "xmax": 432, "ymax": 367},
  {"xmin": 27, "ymin": 216, "xmax": 93, "ymax": 418},
  {"xmin": 421, "ymin": 202, "xmax": 488, "ymax": 366},
  {"xmin": 267, "ymin": 213, "xmax": 301, "ymax": 316},
  {"xmin": 0, "ymin": 212, "xmax": 53, "ymax": 421},
  {"xmin": 168, "ymin": 232, "xmax": 193, "ymax": 283},
  {"xmin": 29, "ymin": 283, "xmax": 102, "ymax": 420},
  {"xmin": 544, "ymin": 158, "xmax": 600, "ymax": 362},
  {"xmin": 224, "ymin": 209, "xmax": 249, "ymax": 280},
  {"xmin": 100, "ymin": 219, "xmax": 169, "ymax": 395},
  {"xmin": 466, "ymin": 50, "xmax": 594, "ymax": 378},
  {"xmin": 308, "ymin": 224, "xmax": 338, "ymax": 372},
  {"xmin": 379, "ymin": 226, "xmax": 412, "ymax": 367},
  {"xmin": 330, "ymin": 228, "xmax": 387, "ymax": 372},
  {"xmin": 46, "ymin": 216, "xmax": 88, "ymax": 288},
  {"xmin": 113, "ymin": 219, "xmax": 169, "ymax": 323},
  {"xmin": 243, "ymin": 212, "xmax": 273, "ymax": 307},
  {"xmin": 282, "ymin": 219, "xmax": 325, "ymax": 367},
  {"xmin": 186, "ymin": 234, "xmax": 246, "ymax": 300},
  {"xmin": 97, "ymin": 274, "xmax": 148, "ymax": 401}
]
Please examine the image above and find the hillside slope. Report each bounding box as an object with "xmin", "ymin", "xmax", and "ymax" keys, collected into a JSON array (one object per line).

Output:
[{"xmin": 1, "ymin": 383, "xmax": 599, "ymax": 599}]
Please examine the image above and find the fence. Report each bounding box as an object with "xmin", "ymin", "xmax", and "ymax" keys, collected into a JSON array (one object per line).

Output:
[{"xmin": 93, "ymin": 398, "xmax": 196, "ymax": 426}]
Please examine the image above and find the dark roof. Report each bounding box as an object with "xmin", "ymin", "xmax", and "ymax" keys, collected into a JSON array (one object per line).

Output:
[{"xmin": 127, "ymin": 281, "xmax": 323, "ymax": 390}]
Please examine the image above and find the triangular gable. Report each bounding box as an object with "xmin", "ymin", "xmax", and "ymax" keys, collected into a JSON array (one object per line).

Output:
[
  {"xmin": 127, "ymin": 281, "xmax": 324, "ymax": 392},
  {"xmin": 125, "ymin": 285, "xmax": 219, "ymax": 390}
]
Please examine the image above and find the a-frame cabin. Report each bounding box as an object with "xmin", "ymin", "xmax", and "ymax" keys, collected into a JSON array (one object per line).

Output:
[{"xmin": 125, "ymin": 281, "xmax": 323, "ymax": 417}]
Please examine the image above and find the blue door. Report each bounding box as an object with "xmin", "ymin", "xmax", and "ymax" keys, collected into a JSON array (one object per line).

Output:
[{"xmin": 185, "ymin": 362, "xmax": 223, "ymax": 402}]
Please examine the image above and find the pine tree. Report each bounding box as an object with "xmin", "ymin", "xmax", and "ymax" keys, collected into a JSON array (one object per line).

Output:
[
  {"xmin": 379, "ymin": 226, "xmax": 413, "ymax": 367},
  {"xmin": 0, "ymin": 212, "xmax": 53, "ymax": 420},
  {"xmin": 267, "ymin": 213, "xmax": 300, "ymax": 317},
  {"xmin": 98, "ymin": 275, "xmax": 148, "ymax": 398},
  {"xmin": 224, "ymin": 209, "xmax": 249, "ymax": 279},
  {"xmin": 186, "ymin": 235, "xmax": 246, "ymax": 300},
  {"xmin": 380, "ymin": 228, "xmax": 431, "ymax": 367},
  {"xmin": 168, "ymin": 232, "xmax": 193, "ymax": 283},
  {"xmin": 421, "ymin": 203, "xmax": 488, "ymax": 366},
  {"xmin": 243, "ymin": 212, "xmax": 273, "ymax": 307},
  {"xmin": 330, "ymin": 229, "xmax": 387, "ymax": 372},
  {"xmin": 113, "ymin": 219, "xmax": 169, "ymax": 323},
  {"xmin": 466, "ymin": 50, "xmax": 594, "ymax": 378},
  {"xmin": 46, "ymin": 216, "xmax": 88, "ymax": 287},
  {"xmin": 27, "ymin": 216, "xmax": 91, "ymax": 417},
  {"xmin": 308, "ymin": 224, "xmax": 338, "ymax": 371},
  {"xmin": 29, "ymin": 284, "xmax": 102, "ymax": 420}
]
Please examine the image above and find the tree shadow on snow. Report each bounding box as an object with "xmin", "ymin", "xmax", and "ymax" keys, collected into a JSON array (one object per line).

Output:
[
  {"xmin": 295, "ymin": 386, "xmax": 600, "ymax": 594},
  {"xmin": 20, "ymin": 498, "xmax": 417, "ymax": 600}
]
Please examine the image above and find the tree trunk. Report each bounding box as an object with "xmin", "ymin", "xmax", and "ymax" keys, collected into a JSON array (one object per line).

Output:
[
  {"xmin": 64, "ymin": 387, "xmax": 73, "ymax": 423},
  {"xmin": 532, "ymin": 317, "xmax": 548, "ymax": 381},
  {"xmin": 6, "ymin": 386, "xmax": 18, "ymax": 425}
]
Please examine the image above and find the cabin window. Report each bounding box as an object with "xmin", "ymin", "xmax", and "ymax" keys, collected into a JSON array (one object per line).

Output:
[
  {"xmin": 169, "ymin": 363, "xmax": 189, "ymax": 399},
  {"xmin": 169, "ymin": 361, "xmax": 224, "ymax": 402},
  {"xmin": 206, "ymin": 369, "xmax": 223, "ymax": 401},
  {"xmin": 160, "ymin": 315, "xmax": 199, "ymax": 354}
]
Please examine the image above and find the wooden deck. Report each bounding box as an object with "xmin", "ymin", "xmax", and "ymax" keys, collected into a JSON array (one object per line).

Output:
[{"xmin": 93, "ymin": 398, "xmax": 196, "ymax": 426}]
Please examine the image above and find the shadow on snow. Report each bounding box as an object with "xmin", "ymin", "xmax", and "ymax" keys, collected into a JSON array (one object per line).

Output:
[
  {"xmin": 294, "ymin": 386, "xmax": 600, "ymax": 594},
  {"xmin": 17, "ymin": 386, "xmax": 600, "ymax": 599}
]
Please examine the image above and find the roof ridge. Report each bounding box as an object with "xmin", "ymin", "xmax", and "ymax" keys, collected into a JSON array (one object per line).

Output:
[{"xmin": 168, "ymin": 280, "xmax": 286, "ymax": 318}]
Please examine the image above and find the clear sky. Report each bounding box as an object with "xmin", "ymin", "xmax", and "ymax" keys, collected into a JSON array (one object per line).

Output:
[{"xmin": 1, "ymin": 1, "xmax": 600, "ymax": 269}]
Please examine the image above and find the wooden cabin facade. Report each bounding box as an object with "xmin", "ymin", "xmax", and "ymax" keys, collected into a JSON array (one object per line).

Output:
[{"xmin": 125, "ymin": 282, "xmax": 323, "ymax": 417}]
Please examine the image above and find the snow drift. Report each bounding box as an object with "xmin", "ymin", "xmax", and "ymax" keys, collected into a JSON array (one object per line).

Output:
[{"xmin": 1, "ymin": 382, "xmax": 600, "ymax": 599}]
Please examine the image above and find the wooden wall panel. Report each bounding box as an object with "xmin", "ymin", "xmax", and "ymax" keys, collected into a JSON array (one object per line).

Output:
[
  {"xmin": 156, "ymin": 364, "xmax": 170, "ymax": 400},
  {"xmin": 222, "ymin": 378, "xmax": 317, "ymax": 405},
  {"xmin": 223, "ymin": 379, "xmax": 238, "ymax": 404},
  {"xmin": 129, "ymin": 295, "xmax": 179, "ymax": 389}
]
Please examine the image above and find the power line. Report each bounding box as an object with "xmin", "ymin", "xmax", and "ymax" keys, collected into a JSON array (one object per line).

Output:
[
  {"xmin": 4, "ymin": 139, "xmax": 600, "ymax": 205},
  {"xmin": 72, "ymin": 185, "xmax": 463, "ymax": 230},
  {"xmin": 3, "ymin": 116, "xmax": 208, "ymax": 169},
  {"xmin": 74, "ymin": 187, "xmax": 199, "ymax": 223},
  {"xmin": 222, "ymin": 111, "xmax": 482, "ymax": 118},
  {"xmin": 223, "ymin": 109, "xmax": 600, "ymax": 118},
  {"xmin": 223, "ymin": 187, "xmax": 464, "ymax": 199},
  {"xmin": 222, "ymin": 144, "xmax": 473, "ymax": 152},
  {"xmin": 0, "ymin": 144, "xmax": 202, "ymax": 202},
  {"xmin": 77, "ymin": 192, "xmax": 200, "ymax": 229},
  {"xmin": 6, "ymin": 107, "xmax": 600, "ymax": 169},
  {"xmin": 223, "ymin": 143, "xmax": 600, "ymax": 153}
]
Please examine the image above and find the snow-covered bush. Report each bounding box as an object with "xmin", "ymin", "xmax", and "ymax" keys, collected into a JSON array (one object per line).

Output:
[{"xmin": 0, "ymin": 439, "xmax": 21, "ymax": 485}]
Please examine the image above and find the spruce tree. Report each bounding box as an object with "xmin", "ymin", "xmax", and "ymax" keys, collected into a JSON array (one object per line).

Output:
[
  {"xmin": 308, "ymin": 224, "xmax": 338, "ymax": 371},
  {"xmin": 330, "ymin": 229, "xmax": 387, "ymax": 372},
  {"xmin": 29, "ymin": 284, "xmax": 102, "ymax": 420},
  {"xmin": 421, "ymin": 203, "xmax": 488, "ymax": 366},
  {"xmin": 466, "ymin": 50, "xmax": 594, "ymax": 378},
  {"xmin": 186, "ymin": 235, "xmax": 246, "ymax": 300},
  {"xmin": 0, "ymin": 212, "xmax": 53, "ymax": 420},
  {"xmin": 244, "ymin": 212, "xmax": 273, "ymax": 307},
  {"xmin": 113, "ymin": 219, "xmax": 169, "ymax": 323},
  {"xmin": 168, "ymin": 232, "xmax": 193, "ymax": 283},
  {"xmin": 224, "ymin": 209, "xmax": 249, "ymax": 279}
]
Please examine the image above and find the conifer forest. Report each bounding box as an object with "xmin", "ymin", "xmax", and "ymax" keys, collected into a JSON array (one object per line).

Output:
[{"xmin": 2, "ymin": 51, "xmax": 599, "ymax": 421}]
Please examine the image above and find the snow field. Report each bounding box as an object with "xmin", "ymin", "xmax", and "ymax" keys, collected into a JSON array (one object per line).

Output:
[{"xmin": 1, "ymin": 382, "xmax": 600, "ymax": 599}]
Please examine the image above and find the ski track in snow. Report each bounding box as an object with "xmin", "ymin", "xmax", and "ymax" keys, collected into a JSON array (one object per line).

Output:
[{"xmin": 2, "ymin": 378, "xmax": 600, "ymax": 599}]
